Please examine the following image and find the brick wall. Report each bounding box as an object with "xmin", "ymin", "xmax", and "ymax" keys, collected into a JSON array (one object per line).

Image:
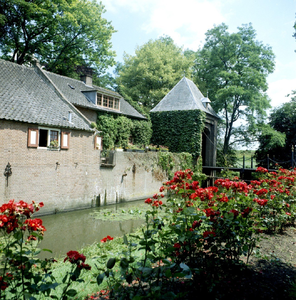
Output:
[
  {"xmin": 0, "ymin": 120, "xmax": 164, "ymax": 215},
  {"xmin": 75, "ymin": 107, "xmax": 98, "ymax": 123}
]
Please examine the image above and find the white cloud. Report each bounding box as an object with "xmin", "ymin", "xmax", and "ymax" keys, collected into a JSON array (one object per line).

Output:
[
  {"xmin": 267, "ymin": 57, "xmax": 296, "ymax": 108},
  {"xmin": 102, "ymin": 0, "xmax": 225, "ymax": 50},
  {"xmin": 102, "ymin": 0, "xmax": 157, "ymax": 13},
  {"xmin": 142, "ymin": 0, "xmax": 225, "ymax": 50},
  {"xmin": 267, "ymin": 78, "xmax": 296, "ymax": 108}
]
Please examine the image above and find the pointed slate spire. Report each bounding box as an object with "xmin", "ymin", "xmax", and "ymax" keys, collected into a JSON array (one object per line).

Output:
[{"xmin": 150, "ymin": 77, "xmax": 219, "ymax": 119}]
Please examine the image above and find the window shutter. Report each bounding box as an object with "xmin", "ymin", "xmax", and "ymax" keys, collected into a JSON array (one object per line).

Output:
[
  {"xmin": 95, "ymin": 135, "xmax": 103, "ymax": 150},
  {"xmin": 61, "ymin": 132, "xmax": 70, "ymax": 149},
  {"xmin": 27, "ymin": 128, "xmax": 38, "ymax": 148}
]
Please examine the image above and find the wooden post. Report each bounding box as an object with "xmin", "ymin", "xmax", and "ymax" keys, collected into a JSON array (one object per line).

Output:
[
  {"xmin": 292, "ymin": 146, "xmax": 294, "ymax": 168},
  {"xmin": 251, "ymin": 156, "xmax": 253, "ymax": 169},
  {"xmin": 243, "ymin": 155, "xmax": 245, "ymax": 170},
  {"xmin": 267, "ymin": 154, "xmax": 269, "ymax": 171}
]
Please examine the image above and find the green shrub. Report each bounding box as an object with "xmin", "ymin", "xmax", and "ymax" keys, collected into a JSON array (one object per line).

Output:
[{"xmin": 97, "ymin": 114, "xmax": 152, "ymax": 149}]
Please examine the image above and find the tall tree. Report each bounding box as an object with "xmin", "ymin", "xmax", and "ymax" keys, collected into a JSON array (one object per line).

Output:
[
  {"xmin": 116, "ymin": 36, "xmax": 194, "ymax": 113},
  {"xmin": 256, "ymin": 94, "xmax": 296, "ymax": 168},
  {"xmin": 0, "ymin": 0, "xmax": 116, "ymax": 81},
  {"xmin": 194, "ymin": 23, "xmax": 275, "ymax": 156}
]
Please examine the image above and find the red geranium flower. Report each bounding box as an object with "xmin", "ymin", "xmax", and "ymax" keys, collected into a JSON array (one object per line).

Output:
[
  {"xmin": 253, "ymin": 198, "xmax": 268, "ymax": 207},
  {"xmin": 0, "ymin": 277, "xmax": 8, "ymax": 291},
  {"xmin": 241, "ymin": 207, "xmax": 252, "ymax": 218},
  {"xmin": 100, "ymin": 235, "xmax": 113, "ymax": 243},
  {"xmin": 173, "ymin": 243, "xmax": 181, "ymax": 249},
  {"xmin": 24, "ymin": 218, "xmax": 46, "ymax": 234},
  {"xmin": 229, "ymin": 209, "xmax": 239, "ymax": 218},
  {"xmin": 203, "ymin": 230, "xmax": 216, "ymax": 238},
  {"xmin": 64, "ymin": 250, "xmax": 86, "ymax": 264},
  {"xmin": 192, "ymin": 220, "xmax": 202, "ymax": 229},
  {"xmin": 144, "ymin": 198, "xmax": 152, "ymax": 204},
  {"xmin": 78, "ymin": 263, "xmax": 91, "ymax": 270}
]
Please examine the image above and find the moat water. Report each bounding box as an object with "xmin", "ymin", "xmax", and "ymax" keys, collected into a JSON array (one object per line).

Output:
[{"xmin": 39, "ymin": 200, "xmax": 146, "ymax": 259}]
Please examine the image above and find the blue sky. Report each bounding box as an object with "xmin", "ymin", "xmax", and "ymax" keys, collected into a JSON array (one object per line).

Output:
[{"xmin": 102, "ymin": 0, "xmax": 296, "ymax": 109}]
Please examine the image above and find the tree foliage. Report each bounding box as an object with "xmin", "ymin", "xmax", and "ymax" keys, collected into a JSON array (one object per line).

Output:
[
  {"xmin": 0, "ymin": 0, "xmax": 116, "ymax": 82},
  {"xmin": 255, "ymin": 95, "xmax": 296, "ymax": 167},
  {"xmin": 116, "ymin": 36, "xmax": 194, "ymax": 113},
  {"xmin": 194, "ymin": 23, "xmax": 275, "ymax": 155}
]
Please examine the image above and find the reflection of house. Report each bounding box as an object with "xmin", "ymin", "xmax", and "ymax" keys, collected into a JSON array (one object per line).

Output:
[
  {"xmin": 0, "ymin": 59, "xmax": 157, "ymax": 215},
  {"xmin": 150, "ymin": 77, "xmax": 219, "ymax": 166}
]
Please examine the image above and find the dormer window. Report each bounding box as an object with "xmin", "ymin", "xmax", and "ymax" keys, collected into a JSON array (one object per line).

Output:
[
  {"xmin": 114, "ymin": 99, "xmax": 119, "ymax": 109},
  {"xmin": 97, "ymin": 93, "xmax": 103, "ymax": 106},
  {"xmin": 108, "ymin": 98, "xmax": 113, "ymax": 108},
  {"xmin": 97, "ymin": 93, "xmax": 120, "ymax": 111}
]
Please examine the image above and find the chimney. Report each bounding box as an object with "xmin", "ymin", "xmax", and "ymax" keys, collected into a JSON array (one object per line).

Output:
[
  {"xmin": 76, "ymin": 66, "xmax": 93, "ymax": 87},
  {"xmin": 80, "ymin": 74, "xmax": 92, "ymax": 87},
  {"xmin": 68, "ymin": 111, "xmax": 72, "ymax": 123}
]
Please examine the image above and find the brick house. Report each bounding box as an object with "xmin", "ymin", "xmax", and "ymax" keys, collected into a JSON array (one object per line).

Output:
[{"xmin": 0, "ymin": 59, "xmax": 157, "ymax": 215}]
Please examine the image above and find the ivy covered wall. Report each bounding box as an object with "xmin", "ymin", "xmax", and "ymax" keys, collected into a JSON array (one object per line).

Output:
[
  {"xmin": 150, "ymin": 110, "xmax": 205, "ymax": 158},
  {"xmin": 96, "ymin": 112, "xmax": 152, "ymax": 149}
]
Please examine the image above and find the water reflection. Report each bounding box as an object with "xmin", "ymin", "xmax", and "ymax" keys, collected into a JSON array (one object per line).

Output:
[{"xmin": 39, "ymin": 200, "xmax": 146, "ymax": 258}]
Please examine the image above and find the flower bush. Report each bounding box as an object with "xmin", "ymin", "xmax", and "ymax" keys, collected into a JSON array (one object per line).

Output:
[
  {"xmin": 0, "ymin": 200, "xmax": 91, "ymax": 300},
  {"xmin": 93, "ymin": 167, "xmax": 296, "ymax": 299},
  {"xmin": 2, "ymin": 166, "xmax": 296, "ymax": 299}
]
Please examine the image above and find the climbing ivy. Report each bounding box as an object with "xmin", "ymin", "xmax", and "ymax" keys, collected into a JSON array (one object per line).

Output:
[
  {"xmin": 131, "ymin": 120, "xmax": 152, "ymax": 146},
  {"xmin": 115, "ymin": 116, "xmax": 134, "ymax": 148},
  {"xmin": 157, "ymin": 152, "xmax": 175, "ymax": 178},
  {"xmin": 150, "ymin": 110, "xmax": 205, "ymax": 158},
  {"xmin": 97, "ymin": 113, "xmax": 152, "ymax": 149},
  {"xmin": 157, "ymin": 151, "xmax": 207, "ymax": 183},
  {"xmin": 97, "ymin": 114, "xmax": 117, "ymax": 149},
  {"xmin": 178, "ymin": 152, "xmax": 194, "ymax": 170}
]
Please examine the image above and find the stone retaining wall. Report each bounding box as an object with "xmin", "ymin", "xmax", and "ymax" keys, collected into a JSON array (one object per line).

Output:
[{"xmin": 0, "ymin": 120, "xmax": 165, "ymax": 215}]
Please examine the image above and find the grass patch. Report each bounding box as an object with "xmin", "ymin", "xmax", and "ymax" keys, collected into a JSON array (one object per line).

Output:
[{"xmin": 235, "ymin": 150, "xmax": 255, "ymax": 168}]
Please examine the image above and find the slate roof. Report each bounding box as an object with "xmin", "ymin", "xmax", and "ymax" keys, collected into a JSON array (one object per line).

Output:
[
  {"xmin": 150, "ymin": 77, "xmax": 219, "ymax": 119},
  {"xmin": 94, "ymin": 85, "xmax": 147, "ymax": 120},
  {"xmin": 44, "ymin": 71, "xmax": 146, "ymax": 120},
  {"xmin": 0, "ymin": 59, "xmax": 92, "ymax": 131}
]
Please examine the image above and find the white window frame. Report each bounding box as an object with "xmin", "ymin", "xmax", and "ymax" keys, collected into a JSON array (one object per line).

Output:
[
  {"xmin": 95, "ymin": 135, "xmax": 103, "ymax": 150},
  {"xmin": 37, "ymin": 127, "xmax": 61, "ymax": 149},
  {"xmin": 61, "ymin": 132, "xmax": 70, "ymax": 150}
]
